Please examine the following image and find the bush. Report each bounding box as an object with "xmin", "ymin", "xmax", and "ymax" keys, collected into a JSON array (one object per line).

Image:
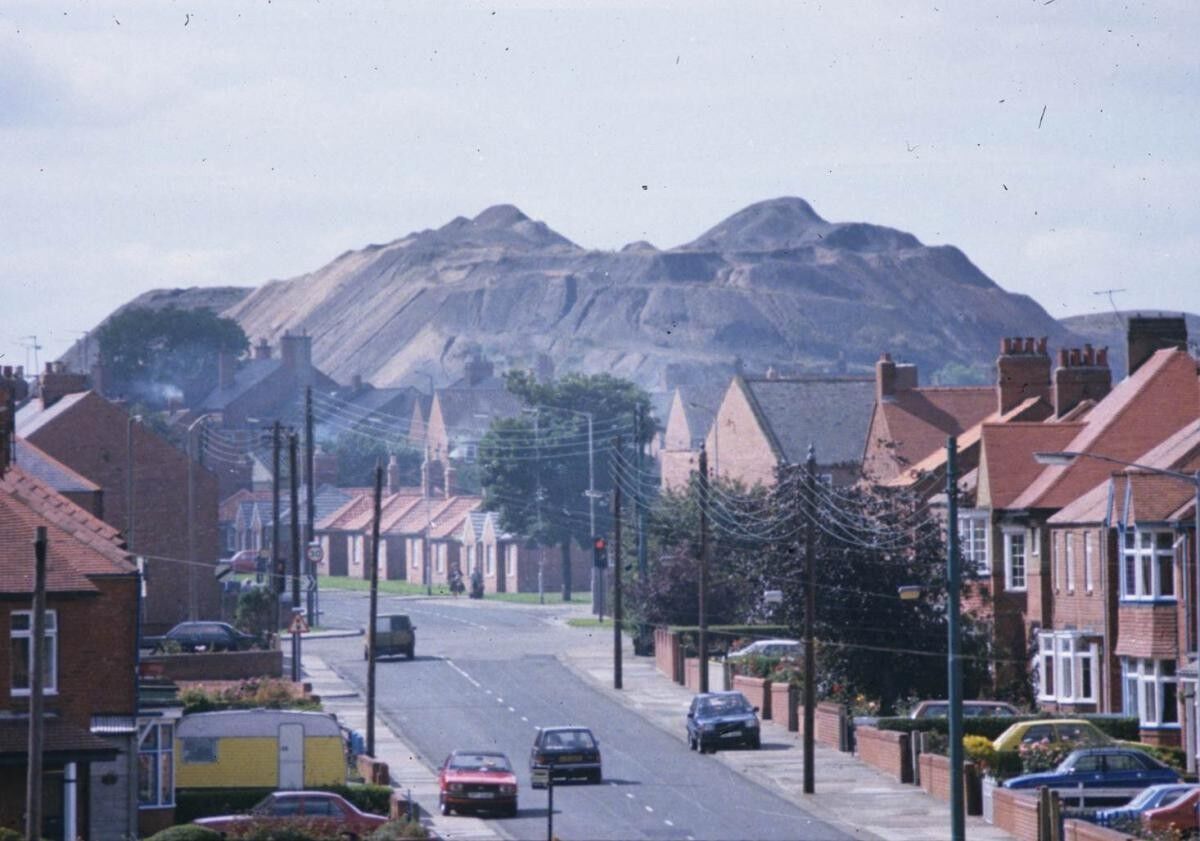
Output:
[
  {"xmin": 223, "ymin": 820, "xmax": 337, "ymax": 841},
  {"xmin": 990, "ymin": 750, "xmax": 1023, "ymax": 782},
  {"xmin": 963, "ymin": 735, "xmax": 995, "ymax": 768},
  {"xmin": 1124, "ymin": 741, "xmax": 1187, "ymax": 772},
  {"xmin": 367, "ymin": 821, "xmax": 430, "ymax": 840},
  {"xmin": 731, "ymin": 655, "xmax": 780, "ymax": 679},
  {"xmin": 1018, "ymin": 739, "xmax": 1081, "ymax": 773},
  {"xmin": 320, "ymin": 783, "xmax": 392, "ymax": 815},
  {"xmin": 179, "ymin": 678, "xmax": 321, "ymax": 715},
  {"xmin": 145, "ymin": 827, "xmax": 225, "ymax": 841}
]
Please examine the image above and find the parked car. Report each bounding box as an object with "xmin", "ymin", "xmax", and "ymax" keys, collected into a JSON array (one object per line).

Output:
[
  {"xmin": 1143, "ymin": 787, "xmax": 1200, "ymax": 836},
  {"xmin": 227, "ymin": 548, "xmax": 261, "ymax": 573},
  {"xmin": 530, "ymin": 726, "xmax": 602, "ymax": 785},
  {"xmin": 1093, "ymin": 783, "xmax": 1199, "ymax": 828},
  {"xmin": 726, "ymin": 639, "xmax": 801, "ymax": 660},
  {"xmin": 688, "ymin": 691, "xmax": 762, "ymax": 753},
  {"xmin": 194, "ymin": 791, "xmax": 387, "ymax": 839},
  {"xmin": 144, "ymin": 621, "xmax": 256, "ymax": 653},
  {"xmin": 1004, "ymin": 747, "xmax": 1179, "ymax": 792},
  {"xmin": 910, "ymin": 699, "xmax": 1019, "ymax": 719},
  {"xmin": 992, "ymin": 719, "xmax": 1112, "ymax": 751},
  {"xmin": 365, "ymin": 613, "xmax": 416, "ymax": 660},
  {"xmin": 438, "ymin": 750, "xmax": 518, "ymax": 817}
]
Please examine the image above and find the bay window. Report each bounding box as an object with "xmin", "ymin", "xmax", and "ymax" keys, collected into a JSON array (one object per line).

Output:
[
  {"xmin": 1004, "ymin": 530, "xmax": 1027, "ymax": 591},
  {"xmin": 1121, "ymin": 528, "xmax": 1175, "ymax": 601},
  {"xmin": 1122, "ymin": 658, "xmax": 1179, "ymax": 727},
  {"xmin": 1037, "ymin": 631, "xmax": 1098, "ymax": 704}
]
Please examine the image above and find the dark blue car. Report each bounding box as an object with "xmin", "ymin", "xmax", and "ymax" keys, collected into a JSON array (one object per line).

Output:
[
  {"xmin": 687, "ymin": 691, "xmax": 761, "ymax": 753},
  {"xmin": 1005, "ymin": 748, "xmax": 1179, "ymax": 793}
]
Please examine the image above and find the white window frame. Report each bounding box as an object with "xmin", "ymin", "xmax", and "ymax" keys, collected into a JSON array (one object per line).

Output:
[
  {"xmin": 1065, "ymin": 533, "xmax": 1076, "ymax": 594},
  {"xmin": 1084, "ymin": 532, "xmax": 1095, "ymax": 594},
  {"xmin": 1052, "ymin": 532, "xmax": 1061, "ymax": 592},
  {"xmin": 138, "ymin": 720, "xmax": 176, "ymax": 808},
  {"xmin": 958, "ymin": 512, "xmax": 990, "ymax": 575},
  {"xmin": 10, "ymin": 609, "xmax": 58, "ymax": 696},
  {"xmin": 1121, "ymin": 527, "xmax": 1176, "ymax": 601},
  {"xmin": 411, "ymin": 538, "xmax": 420, "ymax": 569},
  {"xmin": 436, "ymin": 544, "xmax": 445, "ymax": 574},
  {"xmin": 1004, "ymin": 530, "xmax": 1027, "ymax": 592},
  {"xmin": 1121, "ymin": 657, "xmax": 1179, "ymax": 728},
  {"xmin": 1031, "ymin": 526, "xmax": 1041, "ymax": 556},
  {"xmin": 485, "ymin": 545, "xmax": 495, "ymax": 577},
  {"xmin": 1037, "ymin": 631, "xmax": 1098, "ymax": 704},
  {"xmin": 507, "ymin": 545, "xmax": 517, "ymax": 577}
]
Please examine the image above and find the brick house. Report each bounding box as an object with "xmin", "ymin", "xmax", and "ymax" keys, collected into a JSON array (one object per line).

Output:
[
  {"xmin": 0, "ymin": 428, "xmax": 141, "ymax": 840},
  {"xmin": 16, "ymin": 385, "xmax": 221, "ymax": 634},
  {"xmin": 693, "ymin": 373, "xmax": 875, "ymax": 490},
  {"xmin": 659, "ymin": 385, "xmax": 726, "ymax": 492}
]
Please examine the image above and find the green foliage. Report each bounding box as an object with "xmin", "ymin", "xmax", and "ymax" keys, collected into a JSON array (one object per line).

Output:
[
  {"xmin": 366, "ymin": 821, "xmax": 430, "ymax": 840},
  {"xmin": 1124, "ymin": 741, "xmax": 1187, "ymax": 772},
  {"xmin": 320, "ymin": 783, "xmax": 392, "ymax": 815},
  {"xmin": 730, "ymin": 655, "xmax": 781, "ymax": 679},
  {"xmin": 325, "ymin": 431, "xmax": 422, "ymax": 489},
  {"xmin": 963, "ymin": 734, "xmax": 995, "ymax": 769},
  {"xmin": 97, "ymin": 305, "xmax": 248, "ymax": 406},
  {"xmin": 179, "ymin": 678, "xmax": 320, "ymax": 715},
  {"xmin": 222, "ymin": 820, "xmax": 341, "ymax": 841},
  {"xmin": 145, "ymin": 826, "xmax": 225, "ymax": 841},
  {"xmin": 1018, "ymin": 738, "xmax": 1079, "ymax": 772},
  {"xmin": 990, "ymin": 750, "xmax": 1023, "ymax": 782},
  {"xmin": 235, "ymin": 586, "xmax": 275, "ymax": 643}
]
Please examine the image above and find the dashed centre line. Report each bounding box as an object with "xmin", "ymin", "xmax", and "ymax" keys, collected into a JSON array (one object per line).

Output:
[
  {"xmin": 645, "ymin": 805, "xmax": 654, "ymax": 813},
  {"xmin": 664, "ymin": 819, "xmax": 674, "ymax": 827},
  {"xmin": 444, "ymin": 659, "xmax": 481, "ymax": 688}
]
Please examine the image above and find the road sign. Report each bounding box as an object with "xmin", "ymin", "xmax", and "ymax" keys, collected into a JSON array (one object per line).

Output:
[
  {"xmin": 288, "ymin": 612, "xmax": 310, "ymax": 634},
  {"xmin": 531, "ymin": 768, "xmax": 549, "ymax": 788},
  {"xmin": 305, "ymin": 573, "xmax": 317, "ymax": 592},
  {"xmin": 306, "ymin": 542, "xmax": 324, "ymax": 564}
]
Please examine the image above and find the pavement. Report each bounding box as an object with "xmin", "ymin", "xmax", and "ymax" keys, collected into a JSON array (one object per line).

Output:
[{"xmin": 301, "ymin": 597, "xmax": 1015, "ymax": 841}]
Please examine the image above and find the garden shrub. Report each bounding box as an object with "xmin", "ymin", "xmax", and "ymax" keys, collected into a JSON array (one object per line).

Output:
[
  {"xmin": 321, "ymin": 783, "xmax": 392, "ymax": 815},
  {"xmin": 875, "ymin": 713, "xmax": 1139, "ymax": 743},
  {"xmin": 176, "ymin": 785, "xmax": 391, "ymax": 824},
  {"xmin": 145, "ymin": 827, "xmax": 225, "ymax": 841},
  {"xmin": 1018, "ymin": 739, "xmax": 1081, "ymax": 773},
  {"xmin": 963, "ymin": 735, "xmax": 995, "ymax": 768},
  {"xmin": 179, "ymin": 678, "xmax": 321, "ymax": 715},
  {"xmin": 1124, "ymin": 741, "xmax": 1187, "ymax": 772},
  {"xmin": 367, "ymin": 821, "xmax": 430, "ymax": 840}
]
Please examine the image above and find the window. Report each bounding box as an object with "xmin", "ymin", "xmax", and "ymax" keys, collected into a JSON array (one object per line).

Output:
[
  {"xmin": 435, "ymin": 545, "xmax": 445, "ymax": 574},
  {"xmin": 1065, "ymin": 534, "xmax": 1075, "ymax": 593},
  {"xmin": 138, "ymin": 721, "xmax": 175, "ymax": 808},
  {"xmin": 1004, "ymin": 531, "xmax": 1027, "ymax": 591},
  {"xmin": 1031, "ymin": 527, "xmax": 1041, "ymax": 556},
  {"xmin": 507, "ymin": 545, "xmax": 517, "ymax": 577},
  {"xmin": 1037, "ymin": 631, "xmax": 1099, "ymax": 704},
  {"xmin": 10, "ymin": 610, "xmax": 57, "ymax": 696},
  {"xmin": 411, "ymin": 539, "xmax": 420, "ymax": 569},
  {"xmin": 1084, "ymin": 532, "xmax": 1095, "ymax": 593},
  {"xmin": 1121, "ymin": 528, "xmax": 1176, "ymax": 601},
  {"xmin": 181, "ymin": 738, "xmax": 217, "ymax": 764},
  {"xmin": 959, "ymin": 514, "xmax": 989, "ymax": 575},
  {"xmin": 485, "ymin": 545, "xmax": 495, "ymax": 577},
  {"xmin": 1122, "ymin": 658, "xmax": 1179, "ymax": 727}
]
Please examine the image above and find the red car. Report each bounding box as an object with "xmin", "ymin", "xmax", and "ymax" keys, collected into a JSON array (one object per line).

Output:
[
  {"xmin": 1143, "ymin": 787, "xmax": 1200, "ymax": 836},
  {"xmin": 194, "ymin": 791, "xmax": 388, "ymax": 839},
  {"xmin": 438, "ymin": 750, "xmax": 519, "ymax": 817}
]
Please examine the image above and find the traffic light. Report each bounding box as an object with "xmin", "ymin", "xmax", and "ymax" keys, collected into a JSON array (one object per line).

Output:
[{"xmin": 592, "ymin": 536, "xmax": 608, "ymax": 568}]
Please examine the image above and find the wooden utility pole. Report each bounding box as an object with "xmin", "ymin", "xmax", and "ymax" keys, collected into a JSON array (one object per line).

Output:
[
  {"xmin": 305, "ymin": 386, "xmax": 317, "ymax": 626},
  {"xmin": 289, "ymin": 432, "xmax": 302, "ymax": 681},
  {"xmin": 26, "ymin": 526, "xmax": 47, "ymax": 841},
  {"xmin": 613, "ymin": 436, "xmax": 623, "ymax": 690},
  {"xmin": 803, "ymin": 445, "xmax": 817, "ymax": 794},
  {"xmin": 271, "ymin": 421, "xmax": 282, "ymax": 639},
  {"xmin": 366, "ymin": 462, "xmax": 383, "ymax": 756},
  {"xmin": 697, "ymin": 444, "xmax": 709, "ymax": 694}
]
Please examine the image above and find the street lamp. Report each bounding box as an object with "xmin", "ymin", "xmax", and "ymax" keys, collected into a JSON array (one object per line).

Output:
[{"xmin": 1034, "ymin": 449, "xmax": 1200, "ymax": 769}]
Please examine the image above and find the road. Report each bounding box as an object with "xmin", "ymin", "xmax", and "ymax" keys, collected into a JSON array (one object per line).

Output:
[{"xmin": 309, "ymin": 590, "xmax": 852, "ymax": 841}]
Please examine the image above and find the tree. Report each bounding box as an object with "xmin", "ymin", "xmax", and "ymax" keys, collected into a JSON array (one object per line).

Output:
[
  {"xmin": 97, "ymin": 305, "xmax": 248, "ymax": 407},
  {"xmin": 478, "ymin": 371, "xmax": 656, "ymax": 601},
  {"xmin": 324, "ymin": 431, "xmax": 421, "ymax": 488}
]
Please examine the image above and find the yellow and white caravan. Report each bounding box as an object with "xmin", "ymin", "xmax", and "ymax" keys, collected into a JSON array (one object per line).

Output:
[{"xmin": 175, "ymin": 709, "xmax": 345, "ymax": 789}]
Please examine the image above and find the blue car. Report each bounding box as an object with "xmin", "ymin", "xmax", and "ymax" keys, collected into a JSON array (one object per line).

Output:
[
  {"xmin": 1005, "ymin": 748, "xmax": 1179, "ymax": 793},
  {"xmin": 687, "ymin": 691, "xmax": 761, "ymax": 753},
  {"xmin": 1092, "ymin": 783, "xmax": 1199, "ymax": 828}
]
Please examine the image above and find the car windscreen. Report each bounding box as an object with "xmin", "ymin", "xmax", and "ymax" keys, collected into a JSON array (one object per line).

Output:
[
  {"xmin": 543, "ymin": 730, "xmax": 595, "ymax": 750},
  {"xmin": 699, "ymin": 696, "xmax": 752, "ymax": 717},
  {"xmin": 449, "ymin": 754, "xmax": 512, "ymax": 772}
]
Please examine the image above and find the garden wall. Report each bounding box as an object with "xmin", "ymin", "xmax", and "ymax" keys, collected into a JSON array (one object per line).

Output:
[
  {"xmin": 991, "ymin": 788, "xmax": 1039, "ymax": 841},
  {"xmin": 796, "ymin": 701, "xmax": 847, "ymax": 751},
  {"xmin": 854, "ymin": 725, "xmax": 911, "ymax": 783},
  {"xmin": 732, "ymin": 676, "xmax": 771, "ymax": 719},
  {"xmin": 1063, "ymin": 819, "xmax": 1137, "ymax": 841},
  {"xmin": 141, "ymin": 649, "xmax": 283, "ymax": 681}
]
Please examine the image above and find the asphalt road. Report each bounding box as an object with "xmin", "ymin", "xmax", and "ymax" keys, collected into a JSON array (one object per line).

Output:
[{"xmin": 310, "ymin": 591, "xmax": 852, "ymax": 841}]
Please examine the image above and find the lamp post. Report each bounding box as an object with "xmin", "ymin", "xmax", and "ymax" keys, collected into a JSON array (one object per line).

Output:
[{"xmin": 1034, "ymin": 449, "xmax": 1200, "ymax": 770}]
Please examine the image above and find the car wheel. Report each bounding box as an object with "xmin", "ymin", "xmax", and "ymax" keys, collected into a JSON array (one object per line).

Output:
[
  {"xmin": 687, "ymin": 733, "xmax": 696, "ymax": 751},
  {"xmin": 749, "ymin": 735, "xmax": 761, "ymax": 750},
  {"xmin": 406, "ymin": 647, "xmax": 414, "ymax": 660},
  {"xmin": 590, "ymin": 769, "xmax": 602, "ymax": 784},
  {"xmin": 440, "ymin": 797, "xmax": 450, "ymax": 816},
  {"xmin": 505, "ymin": 804, "xmax": 518, "ymax": 818}
]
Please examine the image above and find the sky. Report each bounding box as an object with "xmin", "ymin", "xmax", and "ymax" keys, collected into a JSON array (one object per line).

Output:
[{"xmin": 3, "ymin": 0, "xmax": 1198, "ymax": 371}]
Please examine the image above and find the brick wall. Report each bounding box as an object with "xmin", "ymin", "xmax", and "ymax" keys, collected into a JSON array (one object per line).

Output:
[
  {"xmin": 991, "ymin": 787, "xmax": 1040, "ymax": 841},
  {"xmin": 655, "ymin": 627, "xmax": 683, "ymax": 683},
  {"xmin": 733, "ymin": 676, "xmax": 771, "ymax": 719},
  {"xmin": 796, "ymin": 701, "xmax": 847, "ymax": 750},
  {"xmin": 1115, "ymin": 602, "xmax": 1179, "ymax": 659},
  {"xmin": 706, "ymin": 383, "xmax": 779, "ymax": 488},
  {"xmin": 142, "ymin": 648, "xmax": 283, "ymax": 680},
  {"xmin": 1063, "ymin": 818, "xmax": 1138, "ymax": 841},
  {"xmin": 919, "ymin": 752, "xmax": 952, "ymax": 801},
  {"xmin": 1049, "ymin": 527, "xmax": 1107, "ymax": 630},
  {"xmin": 770, "ymin": 682, "xmax": 798, "ymax": 731},
  {"xmin": 854, "ymin": 725, "xmax": 911, "ymax": 783}
]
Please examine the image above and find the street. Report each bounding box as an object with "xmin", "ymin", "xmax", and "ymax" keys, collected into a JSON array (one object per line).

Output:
[{"xmin": 308, "ymin": 590, "xmax": 853, "ymax": 841}]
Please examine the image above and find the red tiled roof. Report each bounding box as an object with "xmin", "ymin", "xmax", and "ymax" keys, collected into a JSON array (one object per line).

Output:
[
  {"xmin": 1010, "ymin": 349, "xmax": 1200, "ymax": 511},
  {"xmin": 317, "ymin": 492, "xmax": 373, "ymax": 531},
  {"xmin": 979, "ymin": 422, "xmax": 1085, "ymax": 510},
  {"xmin": 876, "ymin": 386, "xmax": 996, "ymax": 474},
  {"xmin": 0, "ymin": 465, "xmax": 133, "ymax": 594},
  {"xmin": 429, "ymin": 497, "xmax": 483, "ymax": 539}
]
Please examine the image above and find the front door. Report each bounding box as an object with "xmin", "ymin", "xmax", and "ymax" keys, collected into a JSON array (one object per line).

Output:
[{"xmin": 278, "ymin": 724, "xmax": 304, "ymax": 789}]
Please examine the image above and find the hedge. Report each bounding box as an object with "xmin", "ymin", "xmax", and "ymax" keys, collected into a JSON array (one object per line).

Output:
[
  {"xmin": 145, "ymin": 827, "xmax": 225, "ymax": 841},
  {"xmin": 874, "ymin": 714, "xmax": 1139, "ymax": 742},
  {"xmin": 175, "ymin": 784, "xmax": 394, "ymax": 824}
]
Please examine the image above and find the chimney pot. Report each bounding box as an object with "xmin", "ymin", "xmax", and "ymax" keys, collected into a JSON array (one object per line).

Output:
[
  {"xmin": 1083, "ymin": 344, "xmax": 1094, "ymax": 365},
  {"xmin": 1098, "ymin": 347, "xmax": 1108, "ymax": 366},
  {"xmin": 1037, "ymin": 337, "xmax": 1047, "ymax": 354},
  {"xmin": 1057, "ymin": 348, "xmax": 1069, "ymax": 367}
]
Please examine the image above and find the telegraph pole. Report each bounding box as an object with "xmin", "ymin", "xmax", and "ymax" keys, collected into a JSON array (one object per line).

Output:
[
  {"xmin": 635, "ymin": 404, "xmax": 647, "ymax": 580},
  {"xmin": 697, "ymin": 444, "xmax": 709, "ymax": 694},
  {"xmin": 289, "ymin": 432, "xmax": 301, "ymax": 682},
  {"xmin": 613, "ymin": 436, "xmax": 623, "ymax": 690},
  {"xmin": 803, "ymin": 445, "xmax": 817, "ymax": 794},
  {"xmin": 366, "ymin": 463, "xmax": 383, "ymax": 756},
  {"xmin": 271, "ymin": 422, "xmax": 282, "ymax": 641},
  {"xmin": 26, "ymin": 526, "xmax": 47, "ymax": 841},
  {"xmin": 305, "ymin": 386, "xmax": 317, "ymax": 626},
  {"xmin": 947, "ymin": 437, "xmax": 965, "ymax": 841}
]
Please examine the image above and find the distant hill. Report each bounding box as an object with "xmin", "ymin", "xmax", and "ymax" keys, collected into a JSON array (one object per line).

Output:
[
  {"xmin": 214, "ymin": 197, "xmax": 1077, "ymax": 391},
  {"xmin": 1059, "ymin": 311, "xmax": 1200, "ymax": 378}
]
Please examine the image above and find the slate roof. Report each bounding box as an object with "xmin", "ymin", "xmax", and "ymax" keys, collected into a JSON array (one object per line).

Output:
[
  {"xmin": 738, "ymin": 376, "xmax": 876, "ymax": 466},
  {"xmin": 1009, "ymin": 349, "xmax": 1200, "ymax": 511},
  {"xmin": 0, "ymin": 465, "xmax": 133, "ymax": 594},
  {"xmin": 14, "ymin": 438, "xmax": 99, "ymax": 493},
  {"xmin": 675, "ymin": 385, "xmax": 727, "ymax": 445},
  {"xmin": 224, "ymin": 485, "xmax": 352, "ymax": 528},
  {"xmin": 435, "ymin": 388, "xmax": 523, "ymax": 440},
  {"xmin": 200, "ymin": 359, "xmax": 282, "ymax": 411}
]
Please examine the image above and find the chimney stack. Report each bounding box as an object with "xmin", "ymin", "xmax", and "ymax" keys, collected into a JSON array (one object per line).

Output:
[
  {"xmin": 40, "ymin": 361, "xmax": 90, "ymax": 409},
  {"xmin": 0, "ymin": 366, "xmax": 29, "ymax": 405},
  {"xmin": 1127, "ymin": 315, "xmax": 1188, "ymax": 376},
  {"xmin": 1054, "ymin": 344, "xmax": 1112, "ymax": 417},
  {"xmin": 996, "ymin": 336, "xmax": 1052, "ymax": 414},
  {"xmin": 255, "ymin": 338, "xmax": 272, "ymax": 360},
  {"xmin": 0, "ymin": 385, "xmax": 13, "ymax": 474},
  {"xmin": 875, "ymin": 353, "xmax": 918, "ymax": 402}
]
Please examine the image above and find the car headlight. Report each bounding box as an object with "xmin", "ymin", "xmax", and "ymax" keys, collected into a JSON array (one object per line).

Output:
[
  {"xmin": 448, "ymin": 783, "xmax": 463, "ymax": 792},
  {"xmin": 746, "ymin": 720, "xmax": 759, "ymax": 729},
  {"xmin": 701, "ymin": 722, "xmax": 717, "ymax": 731}
]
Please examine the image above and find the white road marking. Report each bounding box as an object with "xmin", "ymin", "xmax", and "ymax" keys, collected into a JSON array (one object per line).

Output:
[
  {"xmin": 626, "ymin": 793, "xmax": 634, "ymax": 799},
  {"xmin": 444, "ymin": 660, "xmax": 481, "ymax": 688},
  {"xmin": 508, "ymin": 706, "xmax": 516, "ymax": 712},
  {"xmin": 484, "ymin": 689, "xmax": 492, "ymax": 694},
  {"xmin": 645, "ymin": 805, "xmax": 654, "ymax": 813},
  {"xmin": 521, "ymin": 716, "xmax": 528, "ymax": 722},
  {"xmin": 664, "ymin": 819, "xmax": 674, "ymax": 827},
  {"xmin": 496, "ymin": 697, "xmax": 504, "ymax": 703}
]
